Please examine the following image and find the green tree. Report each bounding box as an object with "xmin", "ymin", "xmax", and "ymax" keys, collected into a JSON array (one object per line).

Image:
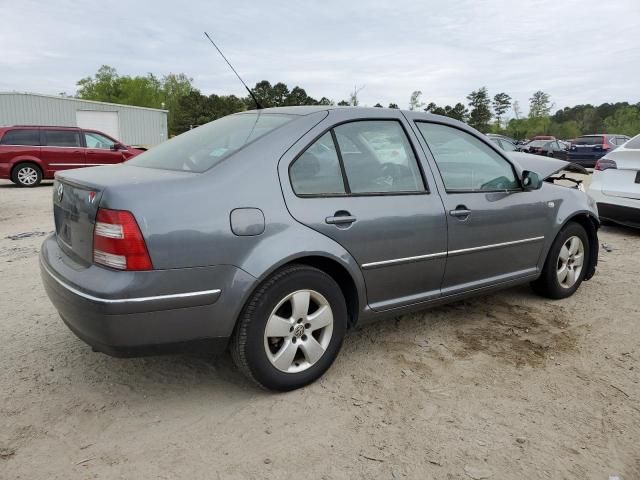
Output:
[
  {"xmin": 445, "ymin": 103, "xmax": 469, "ymax": 122},
  {"xmin": 337, "ymin": 100, "xmax": 350, "ymax": 106},
  {"xmin": 409, "ymin": 91, "xmax": 425, "ymax": 111},
  {"xmin": 373, "ymin": 103, "xmax": 383, "ymax": 108},
  {"xmin": 466, "ymin": 87, "xmax": 492, "ymax": 132},
  {"xmin": 604, "ymin": 106, "xmax": 640, "ymax": 136},
  {"xmin": 492, "ymin": 92, "xmax": 512, "ymax": 127},
  {"xmin": 529, "ymin": 91, "xmax": 552, "ymax": 118},
  {"xmin": 388, "ymin": 103, "xmax": 399, "ymax": 109}
]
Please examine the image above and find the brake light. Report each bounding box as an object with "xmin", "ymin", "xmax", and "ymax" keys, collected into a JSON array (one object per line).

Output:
[
  {"xmin": 595, "ymin": 159, "xmax": 617, "ymax": 171},
  {"xmin": 93, "ymin": 208, "xmax": 152, "ymax": 270}
]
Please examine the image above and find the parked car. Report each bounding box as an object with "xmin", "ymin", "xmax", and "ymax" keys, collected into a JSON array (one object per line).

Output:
[
  {"xmin": 588, "ymin": 134, "xmax": 640, "ymax": 228},
  {"xmin": 531, "ymin": 135, "xmax": 556, "ymax": 141},
  {"xmin": 541, "ymin": 140, "xmax": 569, "ymax": 159},
  {"xmin": 520, "ymin": 139, "xmax": 554, "ymax": 155},
  {"xmin": 486, "ymin": 133, "xmax": 517, "ymax": 145},
  {"xmin": 567, "ymin": 134, "xmax": 631, "ymax": 168},
  {"xmin": 40, "ymin": 107, "xmax": 599, "ymax": 391},
  {"xmin": 0, "ymin": 125, "xmax": 144, "ymax": 187},
  {"xmin": 488, "ymin": 136, "xmax": 518, "ymax": 152}
]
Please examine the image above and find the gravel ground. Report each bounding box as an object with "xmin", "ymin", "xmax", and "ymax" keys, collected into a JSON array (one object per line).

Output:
[{"xmin": 0, "ymin": 178, "xmax": 639, "ymax": 480}]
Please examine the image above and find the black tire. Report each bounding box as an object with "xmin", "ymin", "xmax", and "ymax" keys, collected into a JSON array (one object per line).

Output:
[
  {"xmin": 531, "ymin": 222, "xmax": 589, "ymax": 299},
  {"xmin": 231, "ymin": 264, "xmax": 347, "ymax": 391},
  {"xmin": 11, "ymin": 163, "xmax": 42, "ymax": 187}
]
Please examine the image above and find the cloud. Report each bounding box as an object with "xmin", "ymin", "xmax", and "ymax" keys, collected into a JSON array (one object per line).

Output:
[{"xmin": 1, "ymin": 0, "xmax": 638, "ymax": 113}]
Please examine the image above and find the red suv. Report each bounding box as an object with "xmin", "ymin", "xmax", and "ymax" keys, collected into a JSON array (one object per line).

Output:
[{"xmin": 0, "ymin": 126, "xmax": 144, "ymax": 187}]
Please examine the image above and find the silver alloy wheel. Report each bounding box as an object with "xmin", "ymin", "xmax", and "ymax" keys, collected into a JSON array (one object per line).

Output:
[
  {"xmin": 264, "ymin": 289, "xmax": 334, "ymax": 373},
  {"xmin": 17, "ymin": 166, "xmax": 38, "ymax": 186},
  {"xmin": 556, "ymin": 235, "xmax": 584, "ymax": 289}
]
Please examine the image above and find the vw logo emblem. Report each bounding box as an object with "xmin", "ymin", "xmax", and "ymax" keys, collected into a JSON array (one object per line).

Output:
[
  {"xmin": 56, "ymin": 183, "xmax": 64, "ymax": 202},
  {"xmin": 293, "ymin": 324, "xmax": 305, "ymax": 338}
]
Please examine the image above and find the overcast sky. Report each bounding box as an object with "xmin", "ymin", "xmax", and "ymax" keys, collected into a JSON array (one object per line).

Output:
[{"xmin": 2, "ymin": 0, "xmax": 639, "ymax": 115}]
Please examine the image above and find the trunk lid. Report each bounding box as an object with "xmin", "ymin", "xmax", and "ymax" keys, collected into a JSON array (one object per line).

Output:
[
  {"xmin": 53, "ymin": 177, "xmax": 103, "ymax": 265},
  {"xmin": 53, "ymin": 164, "xmax": 198, "ymax": 266},
  {"xmin": 600, "ymin": 150, "xmax": 640, "ymax": 200}
]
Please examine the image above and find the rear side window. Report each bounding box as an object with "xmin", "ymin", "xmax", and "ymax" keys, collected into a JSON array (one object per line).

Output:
[
  {"xmin": 44, "ymin": 130, "xmax": 81, "ymax": 147},
  {"xmin": 0, "ymin": 129, "xmax": 41, "ymax": 146},
  {"xmin": 416, "ymin": 122, "xmax": 519, "ymax": 192},
  {"xmin": 574, "ymin": 136, "xmax": 604, "ymax": 145},
  {"xmin": 333, "ymin": 121, "xmax": 425, "ymax": 194},
  {"xmin": 289, "ymin": 120, "xmax": 426, "ymax": 196},
  {"xmin": 128, "ymin": 112, "xmax": 296, "ymax": 172},
  {"xmin": 290, "ymin": 132, "xmax": 346, "ymax": 195}
]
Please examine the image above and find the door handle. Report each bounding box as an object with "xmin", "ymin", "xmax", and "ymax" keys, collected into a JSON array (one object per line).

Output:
[
  {"xmin": 325, "ymin": 211, "xmax": 356, "ymax": 225},
  {"xmin": 449, "ymin": 206, "xmax": 471, "ymax": 218}
]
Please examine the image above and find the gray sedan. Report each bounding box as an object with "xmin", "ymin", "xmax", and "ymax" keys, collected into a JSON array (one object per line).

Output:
[{"xmin": 40, "ymin": 107, "xmax": 599, "ymax": 390}]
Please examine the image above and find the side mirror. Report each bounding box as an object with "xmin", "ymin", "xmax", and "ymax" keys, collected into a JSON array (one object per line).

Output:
[
  {"xmin": 522, "ymin": 170, "xmax": 542, "ymax": 190},
  {"xmin": 111, "ymin": 143, "xmax": 126, "ymax": 151}
]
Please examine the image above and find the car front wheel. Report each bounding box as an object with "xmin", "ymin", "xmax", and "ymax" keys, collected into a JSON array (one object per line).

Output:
[
  {"xmin": 231, "ymin": 264, "xmax": 347, "ymax": 391},
  {"xmin": 531, "ymin": 222, "xmax": 589, "ymax": 299}
]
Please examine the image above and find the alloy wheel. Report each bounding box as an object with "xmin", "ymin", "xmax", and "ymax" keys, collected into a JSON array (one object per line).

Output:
[
  {"xmin": 264, "ymin": 289, "xmax": 334, "ymax": 373},
  {"xmin": 17, "ymin": 167, "xmax": 39, "ymax": 186},
  {"xmin": 556, "ymin": 235, "xmax": 584, "ymax": 288}
]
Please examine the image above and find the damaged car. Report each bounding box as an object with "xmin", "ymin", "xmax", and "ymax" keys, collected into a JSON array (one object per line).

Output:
[{"xmin": 40, "ymin": 107, "xmax": 599, "ymax": 390}]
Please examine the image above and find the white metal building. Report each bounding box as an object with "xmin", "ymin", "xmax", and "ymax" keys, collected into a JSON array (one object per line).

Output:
[{"xmin": 0, "ymin": 92, "xmax": 168, "ymax": 146}]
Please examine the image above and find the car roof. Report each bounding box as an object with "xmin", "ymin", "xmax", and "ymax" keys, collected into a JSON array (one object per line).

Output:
[{"xmin": 3, "ymin": 125, "xmax": 81, "ymax": 130}]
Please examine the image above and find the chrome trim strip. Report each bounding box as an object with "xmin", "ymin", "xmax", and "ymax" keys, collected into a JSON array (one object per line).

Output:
[
  {"xmin": 41, "ymin": 260, "xmax": 221, "ymax": 304},
  {"xmin": 448, "ymin": 236, "xmax": 545, "ymax": 256},
  {"xmin": 360, "ymin": 236, "xmax": 545, "ymax": 269},
  {"xmin": 362, "ymin": 252, "xmax": 447, "ymax": 269},
  {"xmin": 50, "ymin": 163, "xmax": 111, "ymax": 166}
]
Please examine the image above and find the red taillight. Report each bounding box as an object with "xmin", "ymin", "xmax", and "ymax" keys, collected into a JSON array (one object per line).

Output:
[
  {"xmin": 595, "ymin": 159, "xmax": 617, "ymax": 171},
  {"xmin": 93, "ymin": 208, "xmax": 152, "ymax": 271}
]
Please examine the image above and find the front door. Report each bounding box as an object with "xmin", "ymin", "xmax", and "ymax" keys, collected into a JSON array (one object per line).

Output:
[
  {"xmin": 411, "ymin": 120, "xmax": 548, "ymax": 295},
  {"xmin": 82, "ymin": 131, "xmax": 126, "ymax": 166},
  {"xmin": 280, "ymin": 111, "xmax": 447, "ymax": 311}
]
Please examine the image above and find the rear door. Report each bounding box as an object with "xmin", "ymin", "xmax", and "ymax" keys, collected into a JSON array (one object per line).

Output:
[
  {"xmin": 82, "ymin": 130, "xmax": 127, "ymax": 166},
  {"xmin": 41, "ymin": 129, "xmax": 85, "ymax": 174},
  {"xmin": 409, "ymin": 118, "xmax": 548, "ymax": 295},
  {"xmin": 279, "ymin": 109, "xmax": 447, "ymax": 311}
]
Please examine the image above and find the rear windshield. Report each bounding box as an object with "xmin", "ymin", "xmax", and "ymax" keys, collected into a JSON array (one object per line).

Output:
[
  {"xmin": 527, "ymin": 140, "xmax": 549, "ymax": 148},
  {"xmin": 127, "ymin": 112, "xmax": 297, "ymax": 172},
  {"xmin": 574, "ymin": 136, "xmax": 604, "ymax": 145},
  {"xmin": 625, "ymin": 135, "xmax": 640, "ymax": 149}
]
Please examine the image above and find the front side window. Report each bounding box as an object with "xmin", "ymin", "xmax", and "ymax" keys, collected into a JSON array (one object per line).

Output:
[
  {"xmin": 333, "ymin": 121, "xmax": 424, "ymax": 194},
  {"xmin": 128, "ymin": 112, "xmax": 296, "ymax": 172},
  {"xmin": 84, "ymin": 131, "xmax": 116, "ymax": 149},
  {"xmin": 416, "ymin": 122, "xmax": 519, "ymax": 192},
  {"xmin": 290, "ymin": 132, "xmax": 346, "ymax": 195},
  {"xmin": 1, "ymin": 129, "xmax": 40, "ymax": 146},
  {"xmin": 44, "ymin": 130, "xmax": 81, "ymax": 147}
]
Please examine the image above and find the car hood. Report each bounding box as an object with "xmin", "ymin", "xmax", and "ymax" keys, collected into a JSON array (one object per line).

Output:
[{"xmin": 506, "ymin": 152, "xmax": 572, "ymax": 179}]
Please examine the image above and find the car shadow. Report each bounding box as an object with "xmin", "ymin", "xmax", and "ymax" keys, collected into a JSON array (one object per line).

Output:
[{"xmin": 0, "ymin": 181, "xmax": 54, "ymax": 189}]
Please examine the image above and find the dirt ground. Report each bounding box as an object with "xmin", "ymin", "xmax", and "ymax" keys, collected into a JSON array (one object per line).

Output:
[{"xmin": 1, "ymin": 177, "xmax": 639, "ymax": 480}]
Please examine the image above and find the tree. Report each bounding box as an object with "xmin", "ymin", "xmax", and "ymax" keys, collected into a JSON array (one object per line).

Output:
[
  {"xmin": 445, "ymin": 103, "xmax": 469, "ymax": 122},
  {"xmin": 512, "ymin": 100, "xmax": 522, "ymax": 120},
  {"xmin": 76, "ymin": 65, "xmax": 123, "ymax": 102},
  {"xmin": 337, "ymin": 100, "xmax": 350, "ymax": 106},
  {"xmin": 492, "ymin": 93, "xmax": 512, "ymax": 127},
  {"xmin": 373, "ymin": 103, "xmax": 383, "ymax": 108},
  {"xmin": 604, "ymin": 106, "xmax": 640, "ymax": 136},
  {"xmin": 529, "ymin": 91, "xmax": 552, "ymax": 118},
  {"xmin": 348, "ymin": 85, "xmax": 365, "ymax": 106},
  {"xmin": 388, "ymin": 103, "xmax": 399, "ymax": 109},
  {"xmin": 409, "ymin": 91, "xmax": 425, "ymax": 111},
  {"xmin": 466, "ymin": 87, "xmax": 492, "ymax": 132}
]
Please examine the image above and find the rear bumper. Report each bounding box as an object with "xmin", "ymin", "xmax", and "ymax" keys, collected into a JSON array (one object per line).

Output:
[
  {"xmin": 40, "ymin": 234, "xmax": 256, "ymax": 357},
  {"xmin": 597, "ymin": 202, "xmax": 640, "ymax": 229}
]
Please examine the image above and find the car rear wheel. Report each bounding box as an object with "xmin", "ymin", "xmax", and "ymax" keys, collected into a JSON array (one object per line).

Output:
[
  {"xmin": 12, "ymin": 163, "xmax": 42, "ymax": 187},
  {"xmin": 231, "ymin": 264, "xmax": 347, "ymax": 391},
  {"xmin": 531, "ymin": 222, "xmax": 589, "ymax": 299}
]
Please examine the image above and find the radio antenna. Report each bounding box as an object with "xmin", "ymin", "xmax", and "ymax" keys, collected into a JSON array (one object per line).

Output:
[{"xmin": 204, "ymin": 32, "xmax": 263, "ymax": 109}]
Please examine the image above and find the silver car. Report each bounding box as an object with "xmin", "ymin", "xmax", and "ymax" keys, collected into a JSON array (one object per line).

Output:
[{"xmin": 40, "ymin": 107, "xmax": 599, "ymax": 390}]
